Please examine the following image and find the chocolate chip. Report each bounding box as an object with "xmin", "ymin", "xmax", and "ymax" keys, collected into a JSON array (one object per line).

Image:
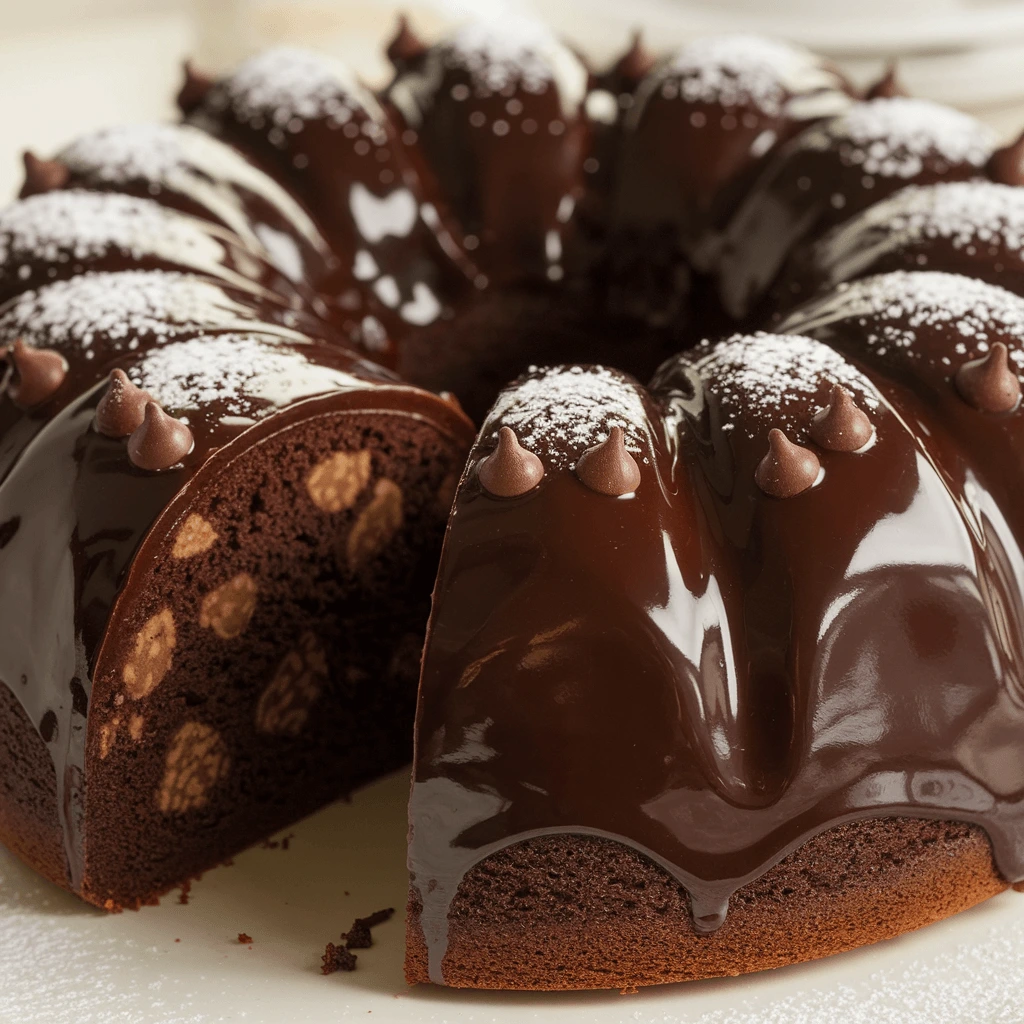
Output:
[
  {"xmin": 5, "ymin": 339, "xmax": 68, "ymax": 409},
  {"xmin": 386, "ymin": 14, "xmax": 428, "ymax": 69},
  {"xmin": 95, "ymin": 368, "xmax": 151, "ymax": 438},
  {"xmin": 127, "ymin": 401, "xmax": 194, "ymax": 471},
  {"xmin": 755, "ymin": 428, "xmax": 821, "ymax": 498},
  {"xmin": 177, "ymin": 59, "xmax": 216, "ymax": 115},
  {"xmin": 864, "ymin": 62, "xmax": 908, "ymax": 101},
  {"xmin": 612, "ymin": 30, "xmax": 657, "ymax": 89},
  {"xmin": 20, "ymin": 152, "xmax": 70, "ymax": 199},
  {"xmin": 955, "ymin": 342, "xmax": 1021, "ymax": 413},
  {"xmin": 575, "ymin": 425, "xmax": 641, "ymax": 495},
  {"xmin": 810, "ymin": 385, "xmax": 874, "ymax": 452},
  {"xmin": 987, "ymin": 132, "xmax": 1024, "ymax": 187},
  {"xmin": 478, "ymin": 426, "xmax": 544, "ymax": 497}
]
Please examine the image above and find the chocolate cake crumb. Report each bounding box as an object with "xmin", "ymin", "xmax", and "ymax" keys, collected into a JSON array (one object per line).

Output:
[
  {"xmin": 237, "ymin": 932, "xmax": 252, "ymax": 944},
  {"xmin": 177, "ymin": 881, "xmax": 191, "ymax": 905},
  {"xmin": 321, "ymin": 942, "xmax": 357, "ymax": 974},
  {"xmin": 343, "ymin": 907, "xmax": 395, "ymax": 949},
  {"xmin": 261, "ymin": 832, "xmax": 296, "ymax": 850}
]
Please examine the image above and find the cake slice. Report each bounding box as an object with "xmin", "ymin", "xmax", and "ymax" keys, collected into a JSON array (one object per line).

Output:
[{"xmin": 407, "ymin": 319, "xmax": 1024, "ymax": 988}]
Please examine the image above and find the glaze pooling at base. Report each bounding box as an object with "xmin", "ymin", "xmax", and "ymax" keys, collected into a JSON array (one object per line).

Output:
[{"xmin": 410, "ymin": 343, "xmax": 1024, "ymax": 983}]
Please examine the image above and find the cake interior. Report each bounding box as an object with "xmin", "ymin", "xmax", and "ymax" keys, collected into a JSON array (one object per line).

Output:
[{"xmin": 70, "ymin": 410, "xmax": 461, "ymax": 908}]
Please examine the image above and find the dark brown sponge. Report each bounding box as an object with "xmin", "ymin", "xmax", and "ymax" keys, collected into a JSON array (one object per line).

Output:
[
  {"xmin": 406, "ymin": 818, "xmax": 1009, "ymax": 990},
  {"xmin": 73, "ymin": 410, "xmax": 463, "ymax": 909}
]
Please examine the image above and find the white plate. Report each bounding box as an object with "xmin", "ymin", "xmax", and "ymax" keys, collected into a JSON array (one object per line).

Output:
[{"xmin": 1, "ymin": 768, "xmax": 1023, "ymax": 1024}]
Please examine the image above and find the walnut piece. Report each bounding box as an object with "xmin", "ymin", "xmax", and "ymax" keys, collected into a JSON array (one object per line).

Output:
[
  {"xmin": 128, "ymin": 714, "xmax": 145, "ymax": 742},
  {"xmin": 122, "ymin": 609, "xmax": 176, "ymax": 699},
  {"xmin": 346, "ymin": 479, "xmax": 403, "ymax": 571},
  {"xmin": 172, "ymin": 514, "xmax": 218, "ymax": 559},
  {"xmin": 157, "ymin": 722, "xmax": 230, "ymax": 815},
  {"xmin": 199, "ymin": 573, "xmax": 258, "ymax": 639},
  {"xmin": 307, "ymin": 449, "xmax": 372, "ymax": 513},
  {"xmin": 99, "ymin": 716, "xmax": 121, "ymax": 760},
  {"xmin": 255, "ymin": 632, "xmax": 328, "ymax": 737}
]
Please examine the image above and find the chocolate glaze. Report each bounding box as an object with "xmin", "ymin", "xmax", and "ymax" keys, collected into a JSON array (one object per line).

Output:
[
  {"xmin": 385, "ymin": 18, "xmax": 592, "ymax": 284},
  {"xmin": 609, "ymin": 37, "xmax": 852, "ymax": 273},
  {"xmin": 43, "ymin": 123, "xmax": 374, "ymax": 348},
  {"xmin": 188, "ymin": 47, "xmax": 477, "ymax": 354},
  {"xmin": 411, "ymin": 316, "xmax": 1024, "ymax": 980},
  {"xmin": 718, "ymin": 97, "xmax": 996, "ymax": 318},
  {"xmin": 0, "ymin": 189, "xmax": 309, "ymax": 311},
  {"xmin": 0, "ymin": 282, "xmax": 471, "ymax": 886},
  {"xmin": 579, "ymin": 37, "xmax": 851, "ymax": 329},
  {"xmin": 773, "ymin": 181, "xmax": 1024, "ymax": 311}
]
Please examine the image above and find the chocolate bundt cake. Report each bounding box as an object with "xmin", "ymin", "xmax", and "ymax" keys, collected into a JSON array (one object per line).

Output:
[{"xmin": 2, "ymin": 13, "xmax": 1023, "ymax": 991}]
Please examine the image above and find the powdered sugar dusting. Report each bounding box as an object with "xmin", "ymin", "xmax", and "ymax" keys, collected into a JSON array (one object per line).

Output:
[
  {"xmin": 389, "ymin": 17, "xmax": 588, "ymax": 127},
  {"xmin": 486, "ymin": 365, "xmax": 650, "ymax": 467},
  {"xmin": 57, "ymin": 123, "xmax": 327, "ymax": 264},
  {"xmin": 132, "ymin": 334, "xmax": 301, "ymax": 417},
  {"xmin": 216, "ymin": 47, "xmax": 382, "ymax": 129},
  {"xmin": 692, "ymin": 332, "xmax": 880, "ymax": 439},
  {"xmin": 446, "ymin": 18, "xmax": 583, "ymax": 102},
  {"xmin": 0, "ymin": 271, "xmax": 276, "ymax": 354},
  {"xmin": 659, "ymin": 35, "xmax": 844, "ymax": 118},
  {"xmin": 821, "ymin": 180, "xmax": 1024, "ymax": 256},
  {"xmin": 62, "ymin": 123, "xmax": 256, "ymax": 189},
  {"xmin": 785, "ymin": 271, "xmax": 1024, "ymax": 369},
  {"xmin": 0, "ymin": 190, "xmax": 223, "ymax": 272},
  {"xmin": 810, "ymin": 97, "xmax": 994, "ymax": 179}
]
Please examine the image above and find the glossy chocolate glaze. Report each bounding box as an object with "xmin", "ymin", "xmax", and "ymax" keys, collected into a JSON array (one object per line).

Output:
[
  {"xmin": 0, "ymin": 189, "xmax": 306, "ymax": 309},
  {"xmin": 410, "ymin": 312, "xmax": 1024, "ymax": 980},
  {"xmin": 2, "ymin": 18, "xmax": 1024, "ymax": 962},
  {"xmin": 575, "ymin": 36, "xmax": 851, "ymax": 329},
  {"xmin": 385, "ymin": 18, "xmax": 591, "ymax": 285},
  {"xmin": 0, "ymin": 276, "xmax": 471, "ymax": 885},
  {"xmin": 610, "ymin": 37, "xmax": 852, "ymax": 267},
  {"xmin": 773, "ymin": 180, "xmax": 1024, "ymax": 311},
  {"xmin": 716, "ymin": 97, "xmax": 997, "ymax": 319},
  {"xmin": 0, "ymin": 129, "xmax": 474, "ymax": 884},
  {"xmin": 188, "ymin": 47, "xmax": 478, "ymax": 354},
  {"xmin": 53, "ymin": 124, "xmax": 336, "ymax": 291}
]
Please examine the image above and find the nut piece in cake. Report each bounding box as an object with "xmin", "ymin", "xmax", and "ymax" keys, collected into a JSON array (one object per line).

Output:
[
  {"xmin": 307, "ymin": 449, "xmax": 373, "ymax": 512},
  {"xmin": 172, "ymin": 514, "xmax": 219, "ymax": 559},
  {"xmin": 346, "ymin": 479, "xmax": 403, "ymax": 571},
  {"xmin": 199, "ymin": 573, "xmax": 258, "ymax": 639},
  {"xmin": 99, "ymin": 716, "xmax": 121, "ymax": 760},
  {"xmin": 122, "ymin": 608, "xmax": 177, "ymax": 699},
  {"xmin": 157, "ymin": 722, "xmax": 231, "ymax": 815},
  {"xmin": 255, "ymin": 632, "xmax": 328, "ymax": 737}
]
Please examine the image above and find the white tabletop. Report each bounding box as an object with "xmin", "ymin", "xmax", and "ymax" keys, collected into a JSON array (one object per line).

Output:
[{"xmin": 2, "ymin": 769, "xmax": 1023, "ymax": 1024}]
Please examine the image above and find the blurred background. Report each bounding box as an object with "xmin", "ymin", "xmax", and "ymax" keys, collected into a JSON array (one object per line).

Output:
[{"xmin": 5, "ymin": 0, "xmax": 1024, "ymax": 198}]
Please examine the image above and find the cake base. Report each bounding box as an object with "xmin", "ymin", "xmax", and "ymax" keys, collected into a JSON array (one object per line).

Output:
[{"xmin": 405, "ymin": 818, "xmax": 1010, "ymax": 990}]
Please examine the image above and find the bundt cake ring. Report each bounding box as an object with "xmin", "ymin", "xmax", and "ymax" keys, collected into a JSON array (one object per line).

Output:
[{"xmin": 1, "ymin": 13, "xmax": 1023, "ymax": 993}]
